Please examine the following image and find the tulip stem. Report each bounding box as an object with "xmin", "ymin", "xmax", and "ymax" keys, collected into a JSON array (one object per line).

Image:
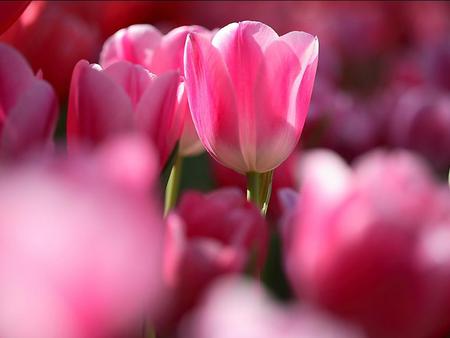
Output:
[
  {"xmin": 164, "ymin": 152, "xmax": 183, "ymax": 216},
  {"xmin": 246, "ymin": 170, "xmax": 274, "ymax": 216}
]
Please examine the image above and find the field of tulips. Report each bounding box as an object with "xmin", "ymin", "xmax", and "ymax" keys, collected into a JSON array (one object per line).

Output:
[{"xmin": 0, "ymin": 1, "xmax": 449, "ymax": 338}]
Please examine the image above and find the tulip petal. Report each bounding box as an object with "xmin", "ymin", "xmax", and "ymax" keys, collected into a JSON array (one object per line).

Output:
[
  {"xmin": 1, "ymin": 79, "xmax": 57, "ymax": 156},
  {"xmin": 152, "ymin": 25, "xmax": 211, "ymax": 74},
  {"xmin": 211, "ymin": 21, "xmax": 278, "ymax": 171},
  {"xmin": 185, "ymin": 33, "xmax": 247, "ymax": 173},
  {"xmin": 0, "ymin": 43, "xmax": 34, "ymax": 112},
  {"xmin": 251, "ymin": 40, "xmax": 301, "ymax": 171},
  {"xmin": 135, "ymin": 70, "xmax": 182, "ymax": 166},
  {"xmin": 67, "ymin": 60, "xmax": 134, "ymax": 150},
  {"xmin": 102, "ymin": 61, "xmax": 154, "ymax": 109},
  {"xmin": 100, "ymin": 24, "xmax": 163, "ymax": 69},
  {"xmin": 280, "ymin": 32, "xmax": 319, "ymax": 69}
]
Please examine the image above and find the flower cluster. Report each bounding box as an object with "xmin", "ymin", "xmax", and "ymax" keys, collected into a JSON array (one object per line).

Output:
[{"xmin": 0, "ymin": 2, "xmax": 449, "ymax": 338}]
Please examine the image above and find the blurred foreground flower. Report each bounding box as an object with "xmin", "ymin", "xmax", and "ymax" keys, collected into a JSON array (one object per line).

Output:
[
  {"xmin": 101, "ymin": 24, "xmax": 215, "ymax": 157},
  {"xmin": 159, "ymin": 188, "xmax": 267, "ymax": 334},
  {"xmin": 181, "ymin": 276, "xmax": 366, "ymax": 338},
  {"xmin": 0, "ymin": 42, "xmax": 58, "ymax": 159},
  {"xmin": 184, "ymin": 20, "xmax": 318, "ymax": 174},
  {"xmin": 67, "ymin": 59, "xmax": 183, "ymax": 169},
  {"xmin": 285, "ymin": 149, "xmax": 450, "ymax": 338},
  {"xmin": 0, "ymin": 134, "xmax": 165, "ymax": 338}
]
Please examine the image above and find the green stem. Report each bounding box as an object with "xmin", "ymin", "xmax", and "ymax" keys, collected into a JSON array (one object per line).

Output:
[
  {"xmin": 164, "ymin": 152, "xmax": 183, "ymax": 216},
  {"xmin": 246, "ymin": 170, "xmax": 274, "ymax": 216}
]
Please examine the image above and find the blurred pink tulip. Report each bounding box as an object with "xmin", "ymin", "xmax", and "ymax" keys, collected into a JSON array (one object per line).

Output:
[
  {"xmin": 184, "ymin": 20, "xmax": 318, "ymax": 173},
  {"xmin": 302, "ymin": 79, "xmax": 381, "ymax": 161},
  {"xmin": 67, "ymin": 59, "xmax": 183, "ymax": 168},
  {"xmin": 284, "ymin": 149, "xmax": 450, "ymax": 338},
  {"xmin": 101, "ymin": 24, "xmax": 214, "ymax": 157},
  {"xmin": 0, "ymin": 42, "xmax": 58, "ymax": 159},
  {"xmin": 159, "ymin": 188, "xmax": 268, "ymax": 333},
  {"xmin": 0, "ymin": 1, "xmax": 29, "ymax": 34},
  {"xmin": 1, "ymin": 1, "xmax": 100, "ymax": 99},
  {"xmin": 0, "ymin": 140, "xmax": 165, "ymax": 338},
  {"xmin": 181, "ymin": 276, "xmax": 366, "ymax": 338},
  {"xmin": 386, "ymin": 87, "xmax": 450, "ymax": 172}
]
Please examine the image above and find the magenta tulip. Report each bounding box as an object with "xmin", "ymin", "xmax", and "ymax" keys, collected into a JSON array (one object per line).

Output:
[
  {"xmin": 0, "ymin": 42, "xmax": 58, "ymax": 159},
  {"xmin": 284, "ymin": 149, "xmax": 450, "ymax": 338},
  {"xmin": 0, "ymin": 142, "xmax": 165, "ymax": 338},
  {"xmin": 184, "ymin": 20, "xmax": 318, "ymax": 173},
  {"xmin": 67, "ymin": 59, "xmax": 183, "ymax": 168},
  {"xmin": 159, "ymin": 188, "xmax": 268, "ymax": 333},
  {"xmin": 181, "ymin": 276, "xmax": 366, "ymax": 338},
  {"xmin": 100, "ymin": 24, "xmax": 214, "ymax": 156}
]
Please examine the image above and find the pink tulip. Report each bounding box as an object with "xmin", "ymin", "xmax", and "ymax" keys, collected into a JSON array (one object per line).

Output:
[
  {"xmin": 67, "ymin": 59, "xmax": 183, "ymax": 168},
  {"xmin": 0, "ymin": 139, "xmax": 165, "ymax": 338},
  {"xmin": 284, "ymin": 149, "xmax": 450, "ymax": 338},
  {"xmin": 159, "ymin": 188, "xmax": 268, "ymax": 333},
  {"xmin": 0, "ymin": 42, "xmax": 58, "ymax": 159},
  {"xmin": 184, "ymin": 20, "xmax": 318, "ymax": 173},
  {"xmin": 181, "ymin": 276, "xmax": 366, "ymax": 338},
  {"xmin": 101, "ymin": 24, "xmax": 214, "ymax": 157}
]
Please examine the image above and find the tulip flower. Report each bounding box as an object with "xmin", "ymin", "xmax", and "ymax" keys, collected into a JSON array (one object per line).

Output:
[
  {"xmin": 184, "ymin": 20, "xmax": 318, "ymax": 212},
  {"xmin": 100, "ymin": 24, "xmax": 216, "ymax": 214},
  {"xmin": 159, "ymin": 188, "xmax": 268, "ymax": 334},
  {"xmin": 0, "ymin": 1, "xmax": 29, "ymax": 34},
  {"xmin": 0, "ymin": 42, "xmax": 58, "ymax": 159},
  {"xmin": 101, "ymin": 24, "xmax": 214, "ymax": 157},
  {"xmin": 0, "ymin": 141, "xmax": 165, "ymax": 338},
  {"xmin": 67, "ymin": 59, "xmax": 183, "ymax": 169},
  {"xmin": 181, "ymin": 276, "xmax": 366, "ymax": 338},
  {"xmin": 284, "ymin": 149, "xmax": 450, "ymax": 338}
]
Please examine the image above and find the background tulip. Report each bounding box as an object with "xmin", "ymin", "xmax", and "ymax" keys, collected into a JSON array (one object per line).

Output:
[
  {"xmin": 159, "ymin": 188, "xmax": 268, "ymax": 334},
  {"xmin": 0, "ymin": 141, "xmax": 165, "ymax": 338},
  {"xmin": 0, "ymin": 1, "xmax": 29, "ymax": 34},
  {"xmin": 67, "ymin": 59, "xmax": 183, "ymax": 168},
  {"xmin": 0, "ymin": 42, "xmax": 58, "ymax": 159},
  {"xmin": 284, "ymin": 149, "xmax": 450, "ymax": 338},
  {"xmin": 184, "ymin": 20, "xmax": 318, "ymax": 174},
  {"xmin": 100, "ymin": 24, "xmax": 214, "ymax": 157}
]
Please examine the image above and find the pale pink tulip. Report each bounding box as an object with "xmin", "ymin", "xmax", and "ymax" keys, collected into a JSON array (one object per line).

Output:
[
  {"xmin": 0, "ymin": 140, "xmax": 165, "ymax": 338},
  {"xmin": 285, "ymin": 149, "xmax": 450, "ymax": 338},
  {"xmin": 67, "ymin": 59, "xmax": 183, "ymax": 168},
  {"xmin": 0, "ymin": 42, "xmax": 58, "ymax": 159},
  {"xmin": 184, "ymin": 20, "xmax": 318, "ymax": 173},
  {"xmin": 100, "ymin": 24, "xmax": 214, "ymax": 157},
  {"xmin": 181, "ymin": 276, "xmax": 366, "ymax": 338},
  {"xmin": 159, "ymin": 188, "xmax": 268, "ymax": 334}
]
